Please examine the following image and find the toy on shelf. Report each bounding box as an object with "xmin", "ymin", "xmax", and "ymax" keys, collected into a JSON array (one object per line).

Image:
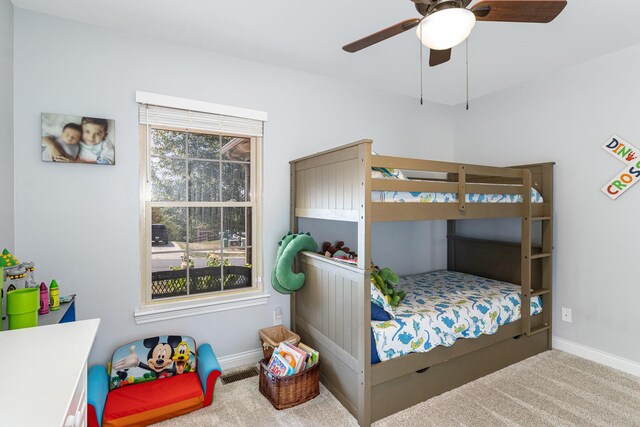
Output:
[
  {"xmin": 1, "ymin": 250, "xmax": 41, "ymax": 320},
  {"xmin": 0, "ymin": 249, "xmax": 19, "ymax": 269},
  {"xmin": 319, "ymin": 240, "xmax": 358, "ymax": 265},
  {"xmin": 3, "ymin": 264, "xmax": 26, "ymax": 320},
  {"xmin": 50, "ymin": 279, "xmax": 60, "ymax": 311},
  {"xmin": 5, "ymin": 266, "xmax": 27, "ymax": 292},
  {"xmin": 39, "ymin": 282, "xmax": 49, "ymax": 315},
  {"xmin": 23, "ymin": 262, "xmax": 37, "ymax": 288},
  {"xmin": 0, "ymin": 250, "xmax": 69, "ymax": 322},
  {"xmin": 6, "ymin": 287, "xmax": 39, "ymax": 330},
  {"xmin": 60, "ymin": 294, "xmax": 75, "ymax": 304}
]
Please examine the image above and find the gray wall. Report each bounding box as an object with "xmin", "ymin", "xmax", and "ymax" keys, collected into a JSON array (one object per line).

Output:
[
  {"xmin": 454, "ymin": 45, "xmax": 640, "ymax": 363},
  {"xmin": 0, "ymin": 0, "xmax": 13, "ymax": 251},
  {"xmin": 13, "ymin": 9, "xmax": 454, "ymax": 364}
]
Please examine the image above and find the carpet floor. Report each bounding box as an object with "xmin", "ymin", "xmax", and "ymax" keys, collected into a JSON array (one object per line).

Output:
[{"xmin": 156, "ymin": 350, "xmax": 640, "ymax": 426}]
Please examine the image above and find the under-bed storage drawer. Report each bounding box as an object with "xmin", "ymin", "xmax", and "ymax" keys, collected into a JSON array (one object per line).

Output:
[{"xmin": 371, "ymin": 331, "xmax": 548, "ymax": 422}]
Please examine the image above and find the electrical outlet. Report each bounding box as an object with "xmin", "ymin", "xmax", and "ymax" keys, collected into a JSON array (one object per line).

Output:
[
  {"xmin": 273, "ymin": 306, "xmax": 283, "ymax": 325},
  {"xmin": 561, "ymin": 307, "xmax": 572, "ymax": 323}
]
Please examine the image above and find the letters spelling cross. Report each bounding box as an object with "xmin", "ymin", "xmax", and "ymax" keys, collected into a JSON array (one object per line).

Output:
[{"xmin": 601, "ymin": 135, "xmax": 640, "ymax": 200}]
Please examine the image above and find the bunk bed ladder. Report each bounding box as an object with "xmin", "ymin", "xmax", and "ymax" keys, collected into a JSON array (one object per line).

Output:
[
  {"xmin": 529, "ymin": 215, "xmax": 553, "ymax": 338},
  {"xmin": 530, "ymin": 164, "xmax": 553, "ymax": 345},
  {"xmin": 523, "ymin": 166, "xmax": 553, "ymax": 341}
]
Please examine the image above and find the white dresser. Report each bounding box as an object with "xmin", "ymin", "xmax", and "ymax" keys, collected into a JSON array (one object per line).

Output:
[{"xmin": 0, "ymin": 318, "xmax": 100, "ymax": 427}]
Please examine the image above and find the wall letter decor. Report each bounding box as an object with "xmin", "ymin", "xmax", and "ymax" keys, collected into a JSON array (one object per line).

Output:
[{"xmin": 601, "ymin": 135, "xmax": 640, "ymax": 200}]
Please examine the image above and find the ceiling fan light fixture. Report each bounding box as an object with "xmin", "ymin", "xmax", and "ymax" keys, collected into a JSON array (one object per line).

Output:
[{"xmin": 416, "ymin": 7, "xmax": 476, "ymax": 50}]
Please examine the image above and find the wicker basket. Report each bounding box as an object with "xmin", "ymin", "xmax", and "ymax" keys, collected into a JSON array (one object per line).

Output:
[
  {"xmin": 259, "ymin": 325, "xmax": 301, "ymax": 359},
  {"xmin": 258, "ymin": 357, "xmax": 320, "ymax": 410}
]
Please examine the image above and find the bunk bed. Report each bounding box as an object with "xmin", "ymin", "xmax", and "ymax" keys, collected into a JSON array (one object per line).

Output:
[{"xmin": 289, "ymin": 139, "xmax": 554, "ymax": 426}]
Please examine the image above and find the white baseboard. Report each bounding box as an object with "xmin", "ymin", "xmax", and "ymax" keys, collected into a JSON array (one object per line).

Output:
[
  {"xmin": 217, "ymin": 348, "xmax": 263, "ymax": 371},
  {"xmin": 552, "ymin": 336, "xmax": 640, "ymax": 378}
]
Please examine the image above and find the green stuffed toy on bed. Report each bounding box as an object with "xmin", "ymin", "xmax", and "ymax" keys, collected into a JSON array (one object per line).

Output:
[{"xmin": 371, "ymin": 266, "xmax": 406, "ymax": 307}]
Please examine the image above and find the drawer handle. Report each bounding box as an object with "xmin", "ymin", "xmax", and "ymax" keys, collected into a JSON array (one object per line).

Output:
[
  {"xmin": 513, "ymin": 334, "xmax": 525, "ymax": 340},
  {"xmin": 415, "ymin": 366, "xmax": 431, "ymax": 374}
]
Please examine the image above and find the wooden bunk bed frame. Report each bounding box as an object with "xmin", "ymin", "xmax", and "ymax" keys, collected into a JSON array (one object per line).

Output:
[{"xmin": 289, "ymin": 139, "xmax": 554, "ymax": 426}]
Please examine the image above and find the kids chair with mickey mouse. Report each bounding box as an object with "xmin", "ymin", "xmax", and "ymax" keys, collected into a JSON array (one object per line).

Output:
[{"xmin": 87, "ymin": 335, "xmax": 221, "ymax": 427}]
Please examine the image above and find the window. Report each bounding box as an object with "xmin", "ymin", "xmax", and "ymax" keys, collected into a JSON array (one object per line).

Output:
[{"xmin": 137, "ymin": 94, "xmax": 266, "ymax": 314}]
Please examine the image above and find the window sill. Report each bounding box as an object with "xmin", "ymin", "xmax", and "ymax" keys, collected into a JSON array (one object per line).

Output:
[{"xmin": 134, "ymin": 291, "xmax": 271, "ymax": 324}]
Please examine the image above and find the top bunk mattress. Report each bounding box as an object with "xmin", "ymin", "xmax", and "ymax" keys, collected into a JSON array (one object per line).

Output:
[
  {"xmin": 372, "ymin": 186, "xmax": 543, "ymax": 204},
  {"xmin": 371, "ymin": 270, "xmax": 542, "ymax": 362},
  {"xmin": 370, "ymin": 165, "xmax": 543, "ymax": 204}
]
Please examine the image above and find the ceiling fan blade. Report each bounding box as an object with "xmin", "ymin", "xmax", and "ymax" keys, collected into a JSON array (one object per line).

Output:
[
  {"xmin": 429, "ymin": 48, "xmax": 452, "ymax": 67},
  {"xmin": 471, "ymin": 0, "xmax": 567, "ymax": 23},
  {"xmin": 343, "ymin": 18, "xmax": 421, "ymax": 53}
]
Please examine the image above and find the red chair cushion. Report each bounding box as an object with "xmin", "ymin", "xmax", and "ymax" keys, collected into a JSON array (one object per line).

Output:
[{"xmin": 103, "ymin": 373, "xmax": 204, "ymax": 427}]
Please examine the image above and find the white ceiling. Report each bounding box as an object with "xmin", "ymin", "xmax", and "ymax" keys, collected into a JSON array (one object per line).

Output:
[{"xmin": 12, "ymin": 0, "xmax": 640, "ymax": 105}]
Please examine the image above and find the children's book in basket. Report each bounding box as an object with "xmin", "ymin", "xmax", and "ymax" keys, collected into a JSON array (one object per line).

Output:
[{"xmin": 259, "ymin": 342, "xmax": 320, "ymax": 409}]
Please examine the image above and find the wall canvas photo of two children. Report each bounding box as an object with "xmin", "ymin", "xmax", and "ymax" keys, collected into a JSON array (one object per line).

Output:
[{"xmin": 41, "ymin": 113, "xmax": 115, "ymax": 165}]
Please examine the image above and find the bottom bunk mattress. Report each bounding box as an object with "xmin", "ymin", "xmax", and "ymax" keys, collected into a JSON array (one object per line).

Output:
[{"xmin": 371, "ymin": 270, "xmax": 542, "ymax": 363}]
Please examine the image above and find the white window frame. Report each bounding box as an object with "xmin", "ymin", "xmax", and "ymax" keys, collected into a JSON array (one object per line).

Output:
[{"xmin": 135, "ymin": 93, "xmax": 268, "ymax": 323}]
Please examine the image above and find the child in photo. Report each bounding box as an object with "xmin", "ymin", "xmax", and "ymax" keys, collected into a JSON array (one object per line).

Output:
[
  {"xmin": 42, "ymin": 122, "xmax": 82, "ymax": 162},
  {"xmin": 78, "ymin": 117, "xmax": 115, "ymax": 165}
]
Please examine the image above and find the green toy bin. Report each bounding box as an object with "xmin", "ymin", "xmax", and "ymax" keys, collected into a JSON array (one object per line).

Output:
[{"xmin": 7, "ymin": 288, "xmax": 39, "ymax": 330}]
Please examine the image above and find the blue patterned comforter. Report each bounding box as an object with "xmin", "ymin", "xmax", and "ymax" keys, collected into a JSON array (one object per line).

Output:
[
  {"xmin": 372, "ymin": 187, "xmax": 543, "ymax": 203},
  {"xmin": 371, "ymin": 271, "xmax": 542, "ymax": 362}
]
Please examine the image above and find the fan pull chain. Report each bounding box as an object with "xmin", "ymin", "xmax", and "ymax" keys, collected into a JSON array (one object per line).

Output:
[
  {"xmin": 419, "ymin": 23, "xmax": 424, "ymax": 105},
  {"xmin": 466, "ymin": 38, "xmax": 470, "ymax": 111}
]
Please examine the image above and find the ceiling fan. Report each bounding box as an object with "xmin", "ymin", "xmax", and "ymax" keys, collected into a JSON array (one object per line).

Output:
[{"xmin": 343, "ymin": 0, "xmax": 568, "ymax": 67}]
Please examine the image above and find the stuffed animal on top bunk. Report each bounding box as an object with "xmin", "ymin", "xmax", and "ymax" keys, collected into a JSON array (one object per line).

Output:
[
  {"xmin": 371, "ymin": 264, "xmax": 406, "ymax": 308},
  {"xmin": 320, "ymin": 240, "xmax": 357, "ymax": 264}
]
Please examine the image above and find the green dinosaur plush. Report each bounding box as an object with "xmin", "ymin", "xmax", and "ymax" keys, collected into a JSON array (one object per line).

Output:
[
  {"xmin": 271, "ymin": 233, "xmax": 297, "ymax": 294},
  {"xmin": 271, "ymin": 232, "xmax": 318, "ymax": 294},
  {"xmin": 371, "ymin": 266, "xmax": 406, "ymax": 307}
]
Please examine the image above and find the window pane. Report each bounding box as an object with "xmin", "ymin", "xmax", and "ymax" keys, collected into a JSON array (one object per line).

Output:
[
  {"xmin": 188, "ymin": 207, "xmax": 221, "ymax": 252},
  {"xmin": 188, "ymin": 160, "xmax": 220, "ymax": 201},
  {"xmin": 151, "ymin": 129, "xmax": 185, "ymax": 158},
  {"xmin": 223, "ymin": 248, "xmax": 251, "ymax": 267},
  {"xmin": 221, "ymin": 137, "xmax": 251, "ymax": 162},
  {"xmin": 151, "ymin": 207, "xmax": 186, "ymax": 250},
  {"xmin": 223, "ymin": 207, "xmax": 247, "ymax": 248},
  {"xmin": 222, "ymin": 162, "xmax": 248, "ymax": 201},
  {"xmin": 188, "ymin": 251, "xmax": 222, "ymax": 295},
  {"xmin": 151, "ymin": 251, "xmax": 189, "ymax": 273},
  {"xmin": 151, "ymin": 251, "xmax": 188, "ymax": 300},
  {"xmin": 150, "ymin": 208, "xmax": 188, "ymax": 299},
  {"xmin": 188, "ymin": 132, "xmax": 220, "ymax": 160},
  {"xmin": 151, "ymin": 157, "xmax": 186, "ymax": 201},
  {"xmin": 223, "ymin": 250, "xmax": 252, "ymax": 291}
]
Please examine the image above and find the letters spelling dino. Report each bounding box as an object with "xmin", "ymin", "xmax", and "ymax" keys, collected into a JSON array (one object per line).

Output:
[{"xmin": 601, "ymin": 135, "xmax": 640, "ymax": 200}]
